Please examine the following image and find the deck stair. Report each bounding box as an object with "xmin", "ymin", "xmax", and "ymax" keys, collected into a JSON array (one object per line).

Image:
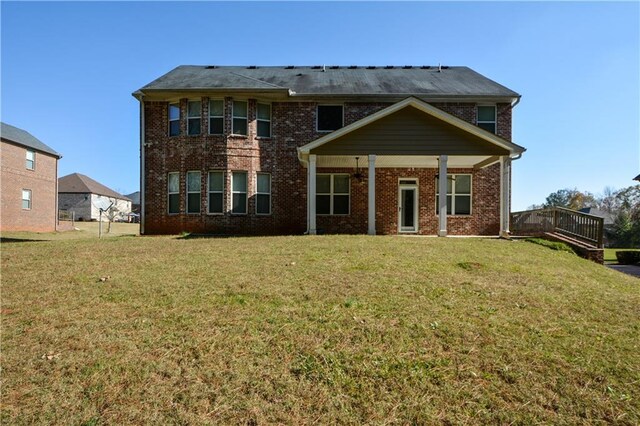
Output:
[{"xmin": 510, "ymin": 207, "xmax": 604, "ymax": 263}]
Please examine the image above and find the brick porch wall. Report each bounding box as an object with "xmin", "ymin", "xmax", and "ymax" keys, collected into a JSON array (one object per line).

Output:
[{"xmin": 143, "ymin": 99, "xmax": 510, "ymax": 235}]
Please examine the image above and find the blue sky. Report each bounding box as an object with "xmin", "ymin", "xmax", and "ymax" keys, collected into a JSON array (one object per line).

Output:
[{"xmin": 2, "ymin": 1, "xmax": 638, "ymax": 210}]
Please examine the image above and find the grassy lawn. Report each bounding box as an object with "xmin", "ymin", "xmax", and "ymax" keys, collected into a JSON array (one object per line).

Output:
[
  {"xmin": 2, "ymin": 235, "xmax": 639, "ymax": 424},
  {"xmin": 1, "ymin": 221, "xmax": 139, "ymax": 242},
  {"xmin": 605, "ymin": 248, "xmax": 640, "ymax": 264}
]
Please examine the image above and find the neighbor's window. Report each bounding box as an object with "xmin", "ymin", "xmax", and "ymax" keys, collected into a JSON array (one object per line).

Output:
[
  {"xmin": 187, "ymin": 101, "xmax": 201, "ymax": 135},
  {"xmin": 22, "ymin": 189, "xmax": 32, "ymax": 210},
  {"xmin": 208, "ymin": 171, "xmax": 224, "ymax": 214},
  {"xmin": 317, "ymin": 174, "xmax": 349, "ymax": 215},
  {"xmin": 257, "ymin": 103, "xmax": 271, "ymax": 137},
  {"xmin": 186, "ymin": 171, "xmax": 201, "ymax": 214},
  {"xmin": 436, "ymin": 174, "xmax": 472, "ymax": 215},
  {"xmin": 26, "ymin": 150, "xmax": 35, "ymax": 170},
  {"xmin": 169, "ymin": 103, "xmax": 180, "ymax": 136},
  {"xmin": 232, "ymin": 101, "xmax": 248, "ymax": 135},
  {"xmin": 168, "ymin": 172, "xmax": 180, "ymax": 214},
  {"xmin": 231, "ymin": 172, "xmax": 247, "ymax": 214},
  {"xmin": 477, "ymin": 106, "xmax": 496, "ymax": 133},
  {"xmin": 256, "ymin": 173, "xmax": 271, "ymax": 215},
  {"xmin": 209, "ymin": 100, "xmax": 224, "ymax": 135},
  {"xmin": 317, "ymin": 105, "xmax": 343, "ymax": 131}
]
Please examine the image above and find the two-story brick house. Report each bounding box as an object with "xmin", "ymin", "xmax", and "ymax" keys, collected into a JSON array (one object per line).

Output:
[
  {"xmin": 1, "ymin": 122, "xmax": 62, "ymax": 232},
  {"xmin": 133, "ymin": 65, "xmax": 525, "ymax": 236}
]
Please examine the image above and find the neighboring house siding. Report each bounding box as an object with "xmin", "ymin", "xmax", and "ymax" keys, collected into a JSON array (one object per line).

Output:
[
  {"xmin": 59, "ymin": 193, "xmax": 132, "ymax": 221},
  {"xmin": 0, "ymin": 140, "xmax": 58, "ymax": 232},
  {"xmin": 143, "ymin": 98, "xmax": 512, "ymax": 235}
]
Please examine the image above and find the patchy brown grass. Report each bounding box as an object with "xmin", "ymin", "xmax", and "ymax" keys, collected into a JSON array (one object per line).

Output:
[{"xmin": 1, "ymin": 235, "xmax": 639, "ymax": 424}]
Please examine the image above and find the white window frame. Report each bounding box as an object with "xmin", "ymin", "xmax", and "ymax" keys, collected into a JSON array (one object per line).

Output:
[
  {"xmin": 186, "ymin": 171, "xmax": 201, "ymax": 214},
  {"xmin": 207, "ymin": 171, "xmax": 224, "ymax": 215},
  {"xmin": 208, "ymin": 99, "xmax": 224, "ymax": 135},
  {"xmin": 256, "ymin": 102, "xmax": 272, "ymax": 138},
  {"xmin": 168, "ymin": 172, "xmax": 180, "ymax": 215},
  {"xmin": 187, "ymin": 100, "xmax": 202, "ymax": 136},
  {"xmin": 231, "ymin": 171, "xmax": 248, "ymax": 215},
  {"xmin": 231, "ymin": 100, "xmax": 248, "ymax": 136},
  {"xmin": 168, "ymin": 103, "xmax": 180, "ymax": 137},
  {"xmin": 317, "ymin": 173, "xmax": 350, "ymax": 215},
  {"xmin": 256, "ymin": 172, "xmax": 271, "ymax": 215},
  {"xmin": 316, "ymin": 104, "xmax": 344, "ymax": 132},
  {"xmin": 26, "ymin": 150, "xmax": 35, "ymax": 170},
  {"xmin": 477, "ymin": 105, "xmax": 496, "ymax": 133},
  {"xmin": 436, "ymin": 174, "xmax": 473, "ymax": 216},
  {"xmin": 22, "ymin": 189, "xmax": 32, "ymax": 210}
]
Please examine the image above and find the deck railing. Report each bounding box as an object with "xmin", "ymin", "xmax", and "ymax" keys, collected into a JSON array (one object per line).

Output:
[{"xmin": 510, "ymin": 206, "xmax": 604, "ymax": 248}]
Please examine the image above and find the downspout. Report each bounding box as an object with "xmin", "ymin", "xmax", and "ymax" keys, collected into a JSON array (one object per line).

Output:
[
  {"xmin": 138, "ymin": 94, "xmax": 145, "ymax": 235},
  {"xmin": 298, "ymin": 148, "xmax": 310, "ymax": 234}
]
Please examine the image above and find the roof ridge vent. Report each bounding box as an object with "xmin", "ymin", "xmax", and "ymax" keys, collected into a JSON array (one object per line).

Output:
[
  {"xmin": 421, "ymin": 65, "xmax": 431, "ymax": 69},
  {"xmin": 366, "ymin": 66, "xmax": 376, "ymax": 69},
  {"xmin": 311, "ymin": 65, "xmax": 321, "ymax": 69},
  {"xmin": 285, "ymin": 65, "xmax": 295, "ymax": 69},
  {"xmin": 330, "ymin": 65, "xmax": 340, "ymax": 69},
  {"xmin": 205, "ymin": 66, "xmax": 217, "ymax": 69},
  {"xmin": 247, "ymin": 65, "xmax": 257, "ymax": 69},
  {"xmin": 348, "ymin": 65, "xmax": 358, "ymax": 69},
  {"xmin": 385, "ymin": 65, "xmax": 394, "ymax": 69},
  {"xmin": 403, "ymin": 65, "xmax": 413, "ymax": 69}
]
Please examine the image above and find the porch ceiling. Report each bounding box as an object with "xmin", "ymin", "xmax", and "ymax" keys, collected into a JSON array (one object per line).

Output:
[{"xmin": 305, "ymin": 155, "xmax": 498, "ymax": 169}]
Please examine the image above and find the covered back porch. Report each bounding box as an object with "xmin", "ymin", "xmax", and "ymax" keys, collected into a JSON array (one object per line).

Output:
[{"xmin": 297, "ymin": 97, "xmax": 525, "ymax": 237}]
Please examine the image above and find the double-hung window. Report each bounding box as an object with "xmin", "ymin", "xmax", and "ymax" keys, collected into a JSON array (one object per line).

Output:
[
  {"xmin": 231, "ymin": 171, "xmax": 247, "ymax": 214},
  {"xmin": 232, "ymin": 101, "xmax": 248, "ymax": 135},
  {"xmin": 317, "ymin": 105, "xmax": 343, "ymax": 131},
  {"xmin": 169, "ymin": 103, "xmax": 180, "ymax": 136},
  {"xmin": 257, "ymin": 103, "xmax": 271, "ymax": 137},
  {"xmin": 186, "ymin": 171, "xmax": 201, "ymax": 214},
  {"xmin": 168, "ymin": 172, "xmax": 180, "ymax": 214},
  {"xmin": 22, "ymin": 189, "xmax": 32, "ymax": 210},
  {"xmin": 208, "ymin": 171, "xmax": 224, "ymax": 214},
  {"xmin": 436, "ymin": 174, "xmax": 472, "ymax": 215},
  {"xmin": 477, "ymin": 106, "xmax": 496, "ymax": 133},
  {"xmin": 187, "ymin": 101, "xmax": 201, "ymax": 135},
  {"xmin": 26, "ymin": 150, "xmax": 35, "ymax": 170},
  {"xmin": 209, "ymin": 100, "xmax": 224, "ymax": 135},
  {"xmin": 256, "ymin": 173, "xmax": 271, "ymax": 215},
  {"xmin": 317, "ymin": 174, "xmax": 349, "ymax": 215}
]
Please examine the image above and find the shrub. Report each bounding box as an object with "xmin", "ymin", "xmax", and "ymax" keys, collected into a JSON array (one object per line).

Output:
[{"xmin": 615, "ymin": 251, "xmax": 640, "ymax": 265}]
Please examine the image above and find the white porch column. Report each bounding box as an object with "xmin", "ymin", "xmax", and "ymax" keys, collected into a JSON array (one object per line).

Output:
[
  {"xmin": 499, "ymin": 156, "xmax": 511, "ymax": 238},
  {"xmin": 308, "ymin": 154, "xmax": 317, "ymax": 235},
  {"xmin": 367, "ymin": 154, "xmax": 376, "ymax": 235},
  {"xmin": 438, "ymin": 155, "xmax": 448, "ymax": 237}
]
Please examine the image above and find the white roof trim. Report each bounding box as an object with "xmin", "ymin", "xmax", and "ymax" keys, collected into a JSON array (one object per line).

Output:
[{"xmin": 297, "ymin": 96, "xmax": 525, "ymax": 156}]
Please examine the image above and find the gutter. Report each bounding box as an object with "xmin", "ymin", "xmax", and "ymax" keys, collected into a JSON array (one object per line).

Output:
[{"xmin": 133, "ymin": 92, "xmax": 146, "ymax": 235}]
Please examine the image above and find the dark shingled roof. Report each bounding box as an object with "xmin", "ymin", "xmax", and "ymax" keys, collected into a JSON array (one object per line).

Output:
[
  {"xmin": 1, "ymin": 122, "xmax": 61, "ymax": 158},
  {"xmin": 634, "ymin": 174, "xmax": 640, "ymax": 182},
  {"xmin": 58, "ymin": 173, "xmax": 130, "ymax": 200},
  {"xmin": 137, "ymin": 65, "xmax": 520, "ymax": 98},
  {"xmin": 125, "ymin": 191, "xmax": 140, "ymax": 204}
]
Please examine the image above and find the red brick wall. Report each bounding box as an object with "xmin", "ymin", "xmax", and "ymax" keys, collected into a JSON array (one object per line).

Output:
[
  {"xmin": 143, "ymin": 98, "xmax": 511, "ymax": 235},
  {"xmin": 1, "ymin": 140, "xmax": 58, "ymax": 232}
]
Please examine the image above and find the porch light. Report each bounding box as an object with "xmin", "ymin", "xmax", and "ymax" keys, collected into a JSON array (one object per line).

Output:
[{"xmin": 353, "ymin": 157, "xmax": 365, "ymax": 182}]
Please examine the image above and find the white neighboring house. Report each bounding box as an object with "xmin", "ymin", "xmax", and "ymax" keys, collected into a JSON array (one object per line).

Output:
[{"xmin": 58, "ymin": 173, "xmax": 132, "ymax": 221}]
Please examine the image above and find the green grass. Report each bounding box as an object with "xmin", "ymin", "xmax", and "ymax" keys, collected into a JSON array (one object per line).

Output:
[
  {"xmin": 605, "ymin": 248, "xmax": 640, "ymax": 264},
  {"xmin": 2, "ymin": 235, "xmax": 639, "ymax": 424}
]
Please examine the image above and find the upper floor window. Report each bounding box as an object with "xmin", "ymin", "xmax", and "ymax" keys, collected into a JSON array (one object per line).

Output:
[
  {"xmin": 208, "ymin": 171, "xmax": 224, "ymax": 214},
  {"xmin": 209, "ymin": 100, "xmax": 224, "ymax": 135},
  {"xmin": 168, "ymin": 172, "xmax": 180, "ymax": 214},
  {"xmin": 232, "ymin": 101, "xmax": 248, "ymax": 135},
  {"xmin": 231, "ymin": 171, "xmax": 248, "ymax": 214},
  {"xmin": 169, "ymin": 103, "xmax": 180, "ymax": 136},
  {"xmin": 477, "ymin": 106, "xmax": 496, "ymax": 133},
  {"xmin": 317, "ymin": 105, "xmax": 343, "ymax": 132},
  {"xmin": 256, "ymin": 173, "xmax": 271, "ymax": 215},
  {"xmin": 436, "ymin": 174, "xmax": 472, "ymax": 216},
  {"xmin": 257, "ymin": 103, "xmax": 271, "ymax": 137},
  {"xmin": 187, "ymin": 101, "xmax": 201, "ymax": 135},
  {"xmin": 22, "ymin": 189, "xmax": 32, "ymax": 210},
  {"xmin": 26, "ymin": 150, "xmax": 35, "ymax": 170},
  {"xmin": 186, "ymin": 171, "xmax": 201, "ymax": 214},
  {"xmin": 317, "ymin": 174, "xmax": 349, "ymax": 215}
]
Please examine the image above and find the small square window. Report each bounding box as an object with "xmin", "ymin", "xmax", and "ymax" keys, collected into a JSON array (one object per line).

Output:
[
  {"xmin": 317, "ymin": 105, "xmax": 343, "ymax": 131},
  {"xmin": 436, "ymin": 174, "xmax": 472, "ymax": 216},
  {"xmin": 316, "ymin": 174, "xmax": 350, "ymax": 215},
  {"xmin": 477, "ymin": 106, "xmax": 496, "ymax": 133}
]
